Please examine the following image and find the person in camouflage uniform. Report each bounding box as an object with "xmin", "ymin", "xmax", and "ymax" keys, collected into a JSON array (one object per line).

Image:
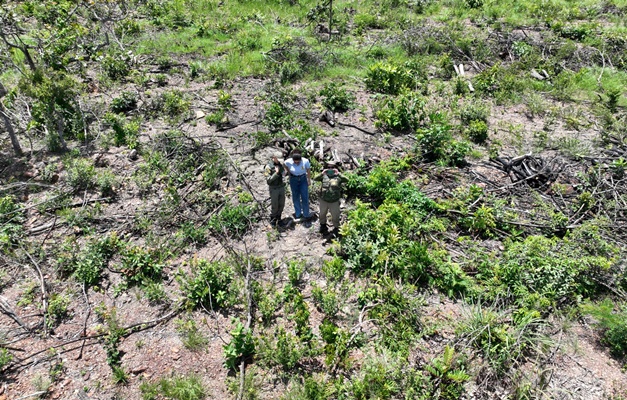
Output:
[
  {"xmin": 313, "ymin": 161, "xmax": 348, "ymax": 234},
  {"xmin": 264, "ymin": 151, "xmax": 286, "ymax": 226}
]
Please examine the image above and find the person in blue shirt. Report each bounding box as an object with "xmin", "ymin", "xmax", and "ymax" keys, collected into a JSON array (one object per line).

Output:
[{"xmin": 283, "ymin": 149, "xmax": 312, "ymax": 221}]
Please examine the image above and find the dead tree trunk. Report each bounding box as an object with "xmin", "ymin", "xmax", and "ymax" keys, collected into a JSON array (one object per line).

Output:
[{"xmin": 0, "ymin": 82, "xmax": 23, "ymax": 156}]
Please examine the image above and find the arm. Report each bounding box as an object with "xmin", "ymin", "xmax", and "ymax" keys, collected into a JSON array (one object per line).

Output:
[
  {"xmin": 266, "ymin": 165, "xmax": 282, "ymax": 185},
  {"xmin": 313, "ymin": 172, "xmax": 323, "ymax": 182}
]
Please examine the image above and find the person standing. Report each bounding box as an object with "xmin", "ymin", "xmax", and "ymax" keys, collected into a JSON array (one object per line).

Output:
[
  {"xmin": 313, "ymin": 161, "xmax": 348, "ymax": 234},
  {"xmin": 264, "ymin": 151, "xmax": 286, "ymax": 226},
  {"xmin": 284, "ymin": 149, "xmax": 312, "ymax": 221}
]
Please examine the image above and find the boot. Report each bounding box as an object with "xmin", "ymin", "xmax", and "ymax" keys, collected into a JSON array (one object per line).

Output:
[{"xmin": 319, "ymin": 223, "xmax": 328, "ymax": 234}]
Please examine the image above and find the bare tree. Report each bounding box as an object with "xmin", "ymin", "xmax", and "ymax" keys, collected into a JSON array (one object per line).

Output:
[{"xmin": 0, "ymin": 82, "xmax": 22, "ymax": 156}]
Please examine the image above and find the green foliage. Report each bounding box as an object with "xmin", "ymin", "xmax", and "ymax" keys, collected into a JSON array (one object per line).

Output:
[
  {"xmin": 259, "ymin": 327, "xmax": 305, "ymax": 371},
  {"xmin": 312, "ymin": 284, "xmax": 339, "ymax": 318},
  {"xmin": 118, "ymin": 245, "xmax": 165, "ymax": 288},
  {"xmin": 176, "ymin": 318, "xmax": 208, "ymax": 351},
  {"xmin": 59, "ymin": 233, "xmax": 122, "ymax": 286},
  {"xmin": 424, "ymin": 346, "xmax": 470, "ymax": 399},
  {"xmin": 140, "ymin": 374, "xmax": 207, "ymax": 400},
  {"xmin": 95, "ymin": 306, "xmax": 127, "ymax": 372},
  {"xmin": 416, "ymin": 114, "xmax": 470, "ymax": 166},
  {"xmin": 224, "ymin": 320, "xmax": 255, "ymax": 370},
  {"xmin": 20, "ymin": 69, "xmax": 85, "ymax": 150},
  {"xmin": 178, "ymin": 258, "xmax": 235, "ymax": 310},
  {"xmin": 46, "ymin": 292, "xmax": 71, "ymax": 328},
  {"xmin": 374, "ymin": 91, "xmax": 426, "ymax": 133},
  {"xmin": 102, "ymin": 52, "xmax": 133, "ymax": 81},
  {"xmin": 466, "ymin": 120, "xmax": 489, "ymax": 144},
  {"xmin": 365, "ymin": 61, "xmax": 422, "ymax": 95},
  {"xmin": 0, "ymin": 348, "xmax": 13, "ymax": 370},
  {"xmin": 320, "ymin": 82, "xmax": 355, "ymax": 113},
  {"xmin": 0, "ymin": 195, "xmax": 24, "ymax": 252},
  {"xmin": 150, "ymin": 90, "xmax": 191, "ymax": 122},
  {"xmin": 208, "ymin": 202, "xmax": 256, "ymax": 238},
  {"xmin": 459, "ymin": 101, "xmax": 490, "ymax": 125},
  {"xmin": 105, "ymin": 112, "xmax": 141, "ymax": 148},
  {"xmin": 357, "ymin": 278, "xmax": 423, "ymax": 354},
  {"xmin": 457, "ymin": 303, "xmax": 545, "ymax": 375},
  {"xmin": 65, "ymin": 157, "xmax": 96, "ymax": 191},
  {"xmin": 583, "ymin": 299, "xmax": 627, "ymax": 359},
  {"xmin": 262, "ymin": 84, "xmax": 296, "ymax": 134},
  {"xmin": 265, "ymin": 35, "xmax": 323, "ymax": 83},
  {"xmin": 480, "ymin": 228, "xmax": 619, "ymax": 313},
  {"xmin": 110, "ymin": 91, "xmax": 139, "ymax": 114}
]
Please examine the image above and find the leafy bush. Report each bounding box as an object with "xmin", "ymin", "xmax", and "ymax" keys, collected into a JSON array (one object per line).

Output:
[
  {"xmin": 357, "ymin": 278, "xmax": 424, "ymax": 354},
  {"xmin": 65, "ymin": 157, "xmax": 96, "ymax": 191},
  {"xmin": 110, "ymin": 91, "xmax": 138, "ymax": 113},
  {"xmin": 178, "ymin": 258, "xmax": 235, "ymax": 310},
  {"xmin": 102, "ymin": 53, "xmax": 133, "ymax": 81},
  {"xmin": 416, "ymin": 114, "xmax": 470, "ymax": 166},
  {"xmin": 104, "ymin": 113, "xmax": 141, "ymax": 149},
  {"xmin": 481, "ymin": 229, "xmax": 619, "ymax": 313},
  {"xmin": 583, "ymin": 299, "xmax": 627, "ymax": 359},
  {"xmin": 59, "ymin": 233, "xmax": 122, "ymax": 286},
  {"xmin": 457, "ymin": 303, "xmax": 545, "ymax": 375},
  {"xmin": 465, "ymin": 120, "xmax": 489, "ymax": 144},
  {"xmin": 208, "ymin": 202, "xmax": 256, "ymax": 238},
  {"xmin": 46, "ymin": 292, "xmax": 71, "ymax": 328},
  {"xmin": 265, "ymin": 35, "xmax": 323, "ymax": 83},
  {"xmin": 320, "ymin": 82, "xmax": 356, "ymax": 112},
  {"xmin": 374, "ymin": 91, "xmax": 426, "ymax": 133},
  {"xmin": 118, "ymin": 245, "xmax": 165, "ymax": 288},
  {"xmin": 0, "ymin": 195, "xmax": 24, "ymax": 252},
  {"xmin": 224, "ymin": 320, "xmax": 255, "ymax": 370},
  {"xmin": 459, "ymin": 101, "xmax": 490, "ymax": 125},
  {"xmin": 262, "ymin": 84, "xmax": 296, "ymax": 134},
  {"xmin": 365, "ymin": 61, "xmax": 421, "ymax": 95},
  {"xmin": 0, "ymin": 348, "xmax": 13, "ymax": 371},
  {"xmin": 259, "ymin": 327, "xmax": 305, "ymax": 371}
]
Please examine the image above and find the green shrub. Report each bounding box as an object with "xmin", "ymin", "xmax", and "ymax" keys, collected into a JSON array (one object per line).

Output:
[
  {"xmin": 161, "ymin": 90, "xmax": 191, "ymax": 120},
  {"xmin": 459, "ymin": 101, "xmax": 490, "ymax": 125},
  {"xmin": 259, "ymin": 327, "xmax": 304, "ymax": 370},
  {"xmin": 415, "ymin": 114, "xmax": 470, "ymax": 166},
  {"xmin": 262, "ymin": 86, "xmax": 295, "ymax": 134},
  {"xmin": 119, "ymin": 246, "xmax": 165, "ymax": 287},
  {"xmin": 46, "ymin": 292, "xmax": 71, "ymax": 328},
  {"xmin": 365, "ymin": 61, "xmax": 420, "ymax": 95},
  {"xmin": 178, "ymin": 258, "xmax": 235, "ymax": 310},
  {"xmin": 482, "ymin": 230, "xmax": 619, "ymax": 313},
  {"xmin": 456, "ymin": 303, "xmax": 545, "ymax": 375},
  {"xmin": 0, "ymin": 195, "xmax": 24, "ymax": 252},
  {"xmin": 465, "ymin": 120, "xmax": 489, "ymax": 144},
  {"xmin": 110, "ymin": 91, "xmax": 138, "ymax": 113},
  {"xmin": 96, "ymin": 169, "xmax": 119, "ymax": 197},
  {"xmin": 0, "ymin": 348, "xmax": 12, "ymax": 370},
  {"xmin": 320, "ymin": 82, "xmax": 356, "ymax": 113},
  {"xmin": 102, "ymin": 53, "xmax": 132, "ymax": 81},
  {"xmin": 208, "ymin": 202, "xmax": 256, "ymax": 238},
  {"xmin": 374, "ymin": 91, "xmax": 426, "ymax": 133},
  {"xmin": 140, "ymin": 374, "xmax": 207, "ymax": 400},
  {"xmin": 583, "ymin": 299, "xmax": 627, "ymax": 359},
  {"xmin": 104, "ymin": 113, "xmax": 141, "ymax": 149},
  {"xmin": 65, "ymin": 157, "xmax": 96, "ymax": 191},
  {"xmin": 59, "ymin": 233, "xmax": 122, "ymax": 286},
  {"xmin": 224, "ymin": 320, "xmax": 255, "ymax": 370}
]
